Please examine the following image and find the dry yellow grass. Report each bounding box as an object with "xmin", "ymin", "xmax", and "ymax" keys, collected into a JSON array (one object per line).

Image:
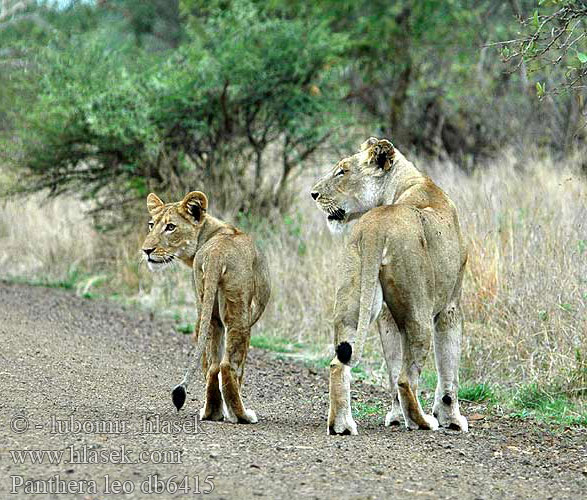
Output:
[{"xmin": 1, "ymin": 154, "xmax": 585, "ymax": 395}]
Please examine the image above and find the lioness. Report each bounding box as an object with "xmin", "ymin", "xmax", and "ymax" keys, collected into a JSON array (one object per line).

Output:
[
  {"xmin": 311, "ymin": 137, "xmax": 468, "ymax": 435},
  {"xmin": 142, "ymin": 191, "xmax": 270, "ymax": 423}
]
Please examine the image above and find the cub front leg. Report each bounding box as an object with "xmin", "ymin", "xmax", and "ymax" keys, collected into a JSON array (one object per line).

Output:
[{"xmin": 327, "ymin": 342, "xmax": 357, "ymax": 435}]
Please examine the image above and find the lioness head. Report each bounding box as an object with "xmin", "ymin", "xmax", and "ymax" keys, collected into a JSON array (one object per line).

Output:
[
  {"xmin": 311, "ymin": 137, "xmax": 395, "ymax": 232},
  {"xmin": 141, "ymin": 191, "xmax": 208, "ymax": 271}
]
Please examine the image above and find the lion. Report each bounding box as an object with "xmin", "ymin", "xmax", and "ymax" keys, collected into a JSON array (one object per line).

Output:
[
  {"xmin": 311, "ymin": 137, "xmax": 468, "ymax": 435},
  {"xmin": 141, "ymin": 191, "xmax": 271, "ymax": 424}
]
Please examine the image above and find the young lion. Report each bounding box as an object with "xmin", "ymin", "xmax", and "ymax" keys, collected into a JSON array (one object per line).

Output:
[
  {"xmin": 142, "ymin": 191, "xmax": 271, "ymax": 423},
  {"xmin": 311, "ymin": 137, "xmax": 468, "ymax": 435}
]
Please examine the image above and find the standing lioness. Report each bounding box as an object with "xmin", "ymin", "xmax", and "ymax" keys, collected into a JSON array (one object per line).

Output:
[
  {"xmin": 142, "ymin": 191, "xmax": 270, "ymax": 423},
  {"xmin": 311, "ymin": 137, "xmax": 468, "ymax": 435}
]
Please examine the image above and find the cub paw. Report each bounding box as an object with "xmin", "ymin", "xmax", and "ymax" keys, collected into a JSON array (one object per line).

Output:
[
  {"xmin": 239, "ymin": 409, "xmax": 258, "ymax": 424},
  {"xmin": 199, "ymin": 407, "xmax": 224, "ymax": 422}
]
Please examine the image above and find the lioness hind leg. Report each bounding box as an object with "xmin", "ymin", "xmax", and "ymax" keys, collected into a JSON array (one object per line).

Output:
[
  {"xmin": 377, "ymin": 306, "xmax": 402, "ymax": 427},
  {"xmin": 219, "ymin": 327, "xmax": 257, "ymax": 424},
  {"xmin": 199, "ymin": 317, "xmax": 225, "ymax": 422},
  {"xmin": 398, "ymin": 318, "xmax": 439, "ymax": 431},
  {"xmin": 432, "ymin": 304, "xmax": 468, "ymax": 432}
]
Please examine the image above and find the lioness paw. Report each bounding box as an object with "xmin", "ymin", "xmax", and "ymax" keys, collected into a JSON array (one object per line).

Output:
[
  {"xmin": 327, "ymin": 415, "xmax": 358, "ymax": 436},
  {"xmin": 404, "ymin": 413, "xmax": 439, "ymax": 431},
  {"xmin": 384, "ymin": 408, "xmax": 403, "ymax": 427},
  {"xmin": 422, "ymin": 414, "xmax": 440, "ymax": 431},
  {"xmin": 433, "ymin": 410, "xmax": 469, "ymax": 432},
  {"xmin": 433, "ymin": 398, "xmax": 469, "ymax": 432}
]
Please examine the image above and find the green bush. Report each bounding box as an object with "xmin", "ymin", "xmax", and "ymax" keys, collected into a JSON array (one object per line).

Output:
[{"xmin": 10, "ymin": 0, "xmax": 347, "ymax": 217}]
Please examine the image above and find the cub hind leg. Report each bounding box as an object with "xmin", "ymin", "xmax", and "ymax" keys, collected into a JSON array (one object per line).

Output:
[
  {"xmin": 432, "ymin": 303, "xmax": 468, "ymax": 432},
  {"xmin": 199, "ymin": 316, "xmax": 225, "ymax": 421},
  {"xmin": 219, "ymin": 324, "xmax": 257, "ymax": 424}
]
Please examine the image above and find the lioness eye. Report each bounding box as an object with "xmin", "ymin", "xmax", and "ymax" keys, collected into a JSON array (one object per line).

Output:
[
  {"xmin": 165, "ymin": 223, "xmax": 176, "ymax": 232},
  {"xmin": 336, "ymin": 169, "xmax": 345, "ymax": 177},
  {"xmin": 148, "ymin": 221, "xmax": 154, "ymax": 231}
]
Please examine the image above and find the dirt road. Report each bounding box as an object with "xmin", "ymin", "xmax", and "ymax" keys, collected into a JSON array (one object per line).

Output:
[{"xmin": 0, "ymin": 282, "xmax": 585, "ymax": 499}]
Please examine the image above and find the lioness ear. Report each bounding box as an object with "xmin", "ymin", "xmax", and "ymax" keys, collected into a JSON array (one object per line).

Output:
[
  {"xmin": 372, "ymin": 139, "xmax": 395, "ymax": 171},
  {"xmin": 180, "ymin": 191, "xmax": 208, "ymax": 224},
  {"xmin": 147, "ymin": 193, "xmax": 164, "ymax": 215},
  {"xmin": 360, "ymin": 137, "xmax": 379, "ymax": 152}
]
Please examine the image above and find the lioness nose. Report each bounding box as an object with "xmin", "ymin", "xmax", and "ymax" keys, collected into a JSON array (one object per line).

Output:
[
  {"xmin": 311, "ymin": 192, "xmax": 319, "ymax": 200},
  {"xmin": 143, "ymin": 247, "xmax": 155, "ymax": 256}
]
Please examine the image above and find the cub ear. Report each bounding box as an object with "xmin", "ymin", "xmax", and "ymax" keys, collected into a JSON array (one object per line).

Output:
[
  {"xmin": 364, "ymin": 138, "xmax": 394, "ymax": 170},
  {"xmin": 147, "ymin": 193, "xmax": 164, "ymax": 215},
  {"xmin": 180, "ymin": 191, "xmax": 208, "ymax": 224}
]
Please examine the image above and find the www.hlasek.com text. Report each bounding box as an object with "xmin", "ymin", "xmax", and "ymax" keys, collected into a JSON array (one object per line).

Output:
[{"xmin": 10, "ymin": 445, "xmax": 182, "ymax": 465}]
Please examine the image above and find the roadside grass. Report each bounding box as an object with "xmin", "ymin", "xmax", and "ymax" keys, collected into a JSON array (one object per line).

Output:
[
  {"xmin": 3, "ymin": 268, "xmax": 110, "ymax": 300},
  {"xmin": 250, "ymin": 334, "xmax": 306, "ymax": 353},
  {"xmin": 352, "ymin": 401, "xmax": 385, "ymax": 420},
  {"xmin": 176, "ymin": 323, "xmax": 193, "ymax": 335},
  {"xmin": 509, "ymin": 384, "xmax": 587, "ymax": 427}
]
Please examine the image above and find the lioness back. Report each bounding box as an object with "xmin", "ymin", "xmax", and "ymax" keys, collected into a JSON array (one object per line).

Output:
[{"xmin": 352, "ymin": 203, "xmax": 465, "ymax": 318}]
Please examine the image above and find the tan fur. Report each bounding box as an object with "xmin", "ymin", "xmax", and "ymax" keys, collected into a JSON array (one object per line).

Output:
[
  {"xmin": 312, "ymin": 138, "xmax": 468, "ymax": 435},
  {"xmin": 142, "ymin": 191, "xmax": 271, "ymax": 423}
]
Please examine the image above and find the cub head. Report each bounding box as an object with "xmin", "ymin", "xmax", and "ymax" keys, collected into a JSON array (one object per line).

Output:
[
  {"xmin": 141, "ymin": 191, "xmax": 208, "ymax": 271},
  {"xmin": 310, "ymin": 137, "xmax": 395, "ymax": 232}
]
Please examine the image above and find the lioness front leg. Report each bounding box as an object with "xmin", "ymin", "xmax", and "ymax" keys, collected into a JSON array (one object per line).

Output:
[
  {"xmin": 327, "ymin": 343, "xmax": 357, "ymax": 435},
  {"xmin": 433, "ymin": 304, "xmax": 468, "ymax": 432},
  {"xmin": 398, "ymin": 318, "xmax": 439, "ymax": 431}
]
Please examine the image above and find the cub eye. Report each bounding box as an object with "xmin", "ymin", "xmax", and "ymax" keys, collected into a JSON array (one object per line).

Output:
[
  {"xmin": 148, "ymin": 221, "xmax": 154, "ymax": 231},
  {"xmin": 165, "ymin": 223, "xmax": 176, "ymax": 232}
]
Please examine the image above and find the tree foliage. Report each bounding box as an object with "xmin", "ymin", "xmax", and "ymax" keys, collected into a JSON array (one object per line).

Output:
[
  {"xmin": 498, "ymin": 0, "xmax": 587, "ymax": 152},
  {"xmin": 5, "ymin": 0, "xmax": 347, "ymax": 216},
  {"xmin": 1, "ymin": 0, "xmax": 586, "ymax": 219}
]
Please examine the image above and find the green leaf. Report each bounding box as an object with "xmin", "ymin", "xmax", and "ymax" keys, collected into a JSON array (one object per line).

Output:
[
  {"xmin": 535, "ymin": 81, "xmax": 545, "ymax": 97},
  {"xmin": 577, "ymin": 52, "xmax": 587, "ymax": 64},
  {"xmin": 533, "ymin": 10, "xmax": 539, "ymax": 29}
]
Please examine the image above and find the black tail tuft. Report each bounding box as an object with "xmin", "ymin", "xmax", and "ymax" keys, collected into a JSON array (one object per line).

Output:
[
  {"xmin": 172, "ymin": 384, "xmax": 187, "ymax": 411},
  {"xmin": 335, "ymin": 341, "xmax": 352, "ymax": 364}
]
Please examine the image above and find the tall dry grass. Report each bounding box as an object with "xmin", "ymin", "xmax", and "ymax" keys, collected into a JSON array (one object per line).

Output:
[
  {"xmin": 0, "ymin": 195, "xmax": 96, "ymax": 285},
  {"xmin": 1, "ymin": 154, "xmax": 585, "ymax": 395}
]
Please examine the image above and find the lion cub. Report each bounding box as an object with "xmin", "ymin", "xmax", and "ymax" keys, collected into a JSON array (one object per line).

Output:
[{"xmin": 142, "ymin": 191, "xmax": 271, "ymax": 424}]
